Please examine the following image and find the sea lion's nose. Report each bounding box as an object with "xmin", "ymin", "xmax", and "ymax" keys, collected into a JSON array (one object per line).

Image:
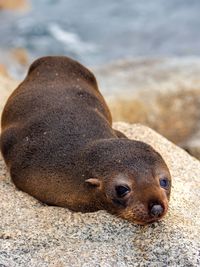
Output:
[{"xmin": 150, "ymin": 204, "xmax": 164, "ymax": 217}]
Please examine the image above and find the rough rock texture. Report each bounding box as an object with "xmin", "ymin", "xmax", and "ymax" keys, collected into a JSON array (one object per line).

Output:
[
  {"xmin": 0, "ymin": 121, "xmax": 200, "ymax": 267},
  {"xmin": 95, "ymin": 58, "xmax": 200, "ymax": 159}
]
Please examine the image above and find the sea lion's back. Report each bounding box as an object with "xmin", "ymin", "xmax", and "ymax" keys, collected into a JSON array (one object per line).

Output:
[
  {"xmin": 1, "ymin": 56, "xmax": 102, "ymax": 127},
  {"xmin": 0, "ymin": 56, "xmax": 112, "ymax": 167}
]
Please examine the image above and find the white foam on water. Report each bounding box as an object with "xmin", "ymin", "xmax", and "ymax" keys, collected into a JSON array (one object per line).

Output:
[{"xmin": 48, "ymin": 23, "xmax": 97, "ymax": 54}]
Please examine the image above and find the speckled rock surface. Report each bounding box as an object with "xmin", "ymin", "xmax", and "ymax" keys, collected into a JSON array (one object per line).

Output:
[{"xmin": 0, "ymin": 121, "xmax": 200, "ymax": 267}]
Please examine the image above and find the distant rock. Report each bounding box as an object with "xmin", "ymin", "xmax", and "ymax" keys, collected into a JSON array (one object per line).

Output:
[
  {"xmin": 10, "ymin": 47, "xmax": 29, "ymax": 66},
  {"xmin": 0, "ymin": 64, "xmax": 9, "ymax": 77},
  {"xmin": 182, "ymin": 128, "xmax": 200, "ymax": 160},
  {"xmin": 0, "ymin": 73, "xmax": 18, "ymax": 113},
  {"xmin": 0, "ymin": 0, "xmax": 29, "ymax": 11},
  {"xmin": 95, "ymin": 57, "xmax": 200, "ymax": 159},
  {"xmin": 0, "ymin": 122, "xmax": 199, "ymax": 266},
  {"xmin": 0, "ymin": 48, "xmax": 30, "ymax": 79}
]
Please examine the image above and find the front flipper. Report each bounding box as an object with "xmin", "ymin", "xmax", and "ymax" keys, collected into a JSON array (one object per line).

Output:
[{"xmin": 114, "ymin": 129, "xmax": 127, "ymax": 139}]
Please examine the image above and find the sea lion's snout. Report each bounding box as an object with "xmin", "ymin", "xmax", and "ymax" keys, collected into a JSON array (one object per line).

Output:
[
  {"xmin": 117, "ymin": 186, "xmax": 169, "ymax": 225},
  {"xmin": 120, "ymin": 192, "xmax": 169, "ymax": 225},
  {"xmin": 149, "ymin": 202, "xmax": 165, "ymax": 218}
]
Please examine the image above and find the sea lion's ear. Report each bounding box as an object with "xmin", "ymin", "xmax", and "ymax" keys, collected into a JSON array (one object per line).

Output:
[{"xmin": 85, "ymin": 178, "xmax": 102, "ymax": 188}]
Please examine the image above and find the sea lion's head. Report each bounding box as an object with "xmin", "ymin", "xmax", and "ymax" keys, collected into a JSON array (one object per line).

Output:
[{"xmin": 84, "ymin": 138, "xmax": 171, "ymax": 225}]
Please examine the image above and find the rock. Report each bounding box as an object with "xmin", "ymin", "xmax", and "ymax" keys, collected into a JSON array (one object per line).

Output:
[
  {"xmin": 182, "ymin": 128, "xmax": 200, "ymax": 160},
  {"xmin": 0, "ymin": 0, "xmax": 29, "ymax": 11},
  {"xmin": 0, "ymin": 64, "xmax": 9, "ymax": 77},
  {"xmin": 0, "ymin": 120, "xmax": 199, "ymax": 266},
  {"xmin": 0, "ymin": 48, "xmax": 31, "ymax": 79},
  {"xmin": 0, "ymin": 73, "xmax": 18, "ymax": 113},
  {"xmin": 95, "ymin": 57, "xmax": 200, "ymax": 159},
  {"xmin": 10, "ymin": 47, "xmax": 29, "ymax": 66}
]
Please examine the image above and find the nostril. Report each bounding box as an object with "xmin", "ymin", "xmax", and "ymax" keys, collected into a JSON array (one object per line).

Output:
[{"xmin": 150, "ymin": 204, "xmax": 164, "ymax": 217}]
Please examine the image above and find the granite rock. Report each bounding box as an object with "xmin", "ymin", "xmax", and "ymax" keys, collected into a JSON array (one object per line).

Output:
[{"xmin": 0, "ymin": 122, "xmax": 200, "ymax": 267}]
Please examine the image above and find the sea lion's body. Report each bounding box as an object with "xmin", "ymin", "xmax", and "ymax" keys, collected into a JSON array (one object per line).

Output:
[{"xmin": 0, "ymin": 56, "xmax": 171, "ymax": 224}]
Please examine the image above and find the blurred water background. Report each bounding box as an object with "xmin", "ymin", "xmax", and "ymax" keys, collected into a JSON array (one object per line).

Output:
[{"xmin": 1, "ymin": 0, "xmax": 200, "ymax": 77}]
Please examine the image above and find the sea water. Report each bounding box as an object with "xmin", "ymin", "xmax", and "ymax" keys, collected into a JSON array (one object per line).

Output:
[{"xmin": 0, "ymin": 0, "xmax": 200, "ymax": 76}]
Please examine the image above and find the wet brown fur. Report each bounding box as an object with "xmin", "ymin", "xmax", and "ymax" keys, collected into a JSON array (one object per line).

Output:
[{"xmin": 0, "ymin": 56, "xmax": 171, "ymax": 224}]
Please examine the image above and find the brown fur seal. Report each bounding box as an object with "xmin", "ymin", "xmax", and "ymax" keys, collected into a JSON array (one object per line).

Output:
[{"xmin": 0, "ymin": 56, "xmax": 171, "ymax": 225}]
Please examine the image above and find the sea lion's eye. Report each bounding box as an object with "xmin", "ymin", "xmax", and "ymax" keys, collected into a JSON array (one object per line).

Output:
[
  {"xmin": 115, "ymin": 185, "xmax": 130, "ymax": 197},
  {"xmin": 159, "ymin": 178, "xmax": 170, "ymax": 189}
]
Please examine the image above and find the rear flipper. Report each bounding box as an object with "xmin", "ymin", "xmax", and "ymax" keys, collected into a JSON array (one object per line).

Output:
[{"xmin": 114, "ymin": 129, "xmax": 127, "ymax": 139}]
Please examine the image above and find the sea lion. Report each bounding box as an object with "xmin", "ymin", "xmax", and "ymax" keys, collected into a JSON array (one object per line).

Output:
[{"xmin": 0, "ymin": 56, "xmax": 171, "ymax": 225}]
